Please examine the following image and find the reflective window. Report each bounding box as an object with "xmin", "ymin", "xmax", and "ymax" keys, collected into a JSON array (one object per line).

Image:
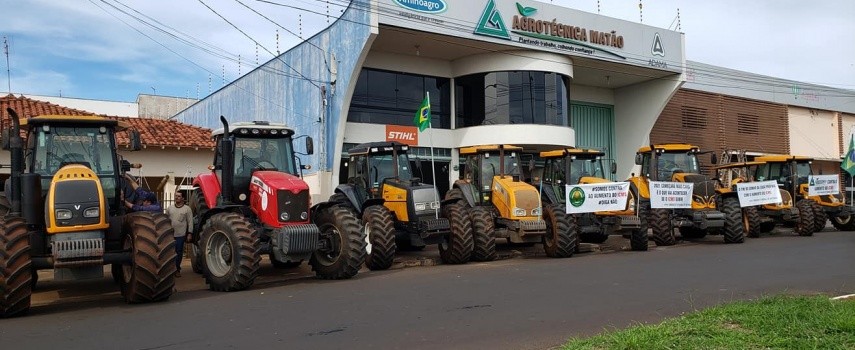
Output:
[
  {"xmin": 348, "ymin": 68, "xmax": 451, "ymax": 128},
  {"xmin": 455, "ymin": 71, "xmax": 568, "ymax": 127}
]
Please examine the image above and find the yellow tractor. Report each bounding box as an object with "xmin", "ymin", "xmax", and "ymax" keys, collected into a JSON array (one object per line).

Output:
[
  {"xmin": 718, "ymin": 160, "xmax": 814, "ymax": 236},
  {"xmin": 537, "ymin": 148, "xmax": 647, "ymax": 251},
  {"xmin": 710, "ymin": 161, "xmax": 807, "ymax": 238},
  {"xmin": 0, "ymin": 109, "xmax": 176, "ymax": 317},
  {"xmin": 446, "ymin": 145, "xmax": 576, "ymax": 260},
  {"xmin": 628, "ymin": 144, "xmax": 744, "ymax": 245},
  {"xmin": 753, "ymin": 155, "xmax": 853, "ymax": 232},
  {"xmin": 328, "ymin": 141, "xmax": 469, "ymax": 269}
]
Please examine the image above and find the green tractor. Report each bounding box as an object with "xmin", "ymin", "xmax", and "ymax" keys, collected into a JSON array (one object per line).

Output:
[
  {"xmin": 329, "ymin": 142, "xmax": 469, "ymax": 269},
  {"xmin": 0, "ymin": 108, "xmax": 175, "ymax": 317},
  {"xmin": 537, "ymin": 148, "xmax": 648, "ymax": 251}
]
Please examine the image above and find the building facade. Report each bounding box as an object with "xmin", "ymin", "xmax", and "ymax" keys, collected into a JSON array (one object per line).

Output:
[{"xmin": 173, "ymin": 0, "xmax": 686, "ymax": 200}]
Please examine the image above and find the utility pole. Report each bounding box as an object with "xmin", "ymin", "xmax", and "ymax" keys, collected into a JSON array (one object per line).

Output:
[{"xmin": 3, "ymin": 36, "xmax": 11, "ymax": 93}]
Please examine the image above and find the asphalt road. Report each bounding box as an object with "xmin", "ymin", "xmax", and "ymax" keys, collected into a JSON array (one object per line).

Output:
[{"xmin": 2, "ymin": 231, "xmax": 854, "ymax": 350}]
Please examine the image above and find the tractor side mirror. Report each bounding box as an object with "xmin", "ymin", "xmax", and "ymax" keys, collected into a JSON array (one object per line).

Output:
[
  {"xmin": 634, "ymin": 153, "xmax": 643, "ymax": 165},
  {"xmin": 305, "ymin": 136, "xmax": 314, "ymax": 155},
  {"xmin": 610, "ymin": 161, "xmax": 617, "ymax": 174},
  {"xmin": 129, "ymin": 130, "xmax": 142, "ymax": 151},
  {"xmin": 0, "ymin": 129, "xmax": 10, "ymax": 150},
  {"xmin": 711, "ymin": 153, "xmax": 718, "ymax": 165}
]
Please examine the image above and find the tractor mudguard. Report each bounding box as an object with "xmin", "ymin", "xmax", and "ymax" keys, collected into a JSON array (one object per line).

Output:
[
  {"xmin": 193, "ymin": 173, "xmax": 221, "ymax": 209},
  {"xmin": 446, "ymin": 181, "xmax": 477, "ymax": 208},
  {"xmin": 333, "ymin": 184, "xmax": 384, "ymax": 213},
  {"xmin": 540, "ymin": 184, "xmax": 560, "ymax": 206}
]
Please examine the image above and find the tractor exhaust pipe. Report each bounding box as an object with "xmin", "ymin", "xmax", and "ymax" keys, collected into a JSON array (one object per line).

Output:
[
  {"xmin": 219, "ymin": 116, "xmax": 234, "ymax": 204},
  {"xmin": 6, "ymin": 108, "xmax": 23, "ymax": 216}
]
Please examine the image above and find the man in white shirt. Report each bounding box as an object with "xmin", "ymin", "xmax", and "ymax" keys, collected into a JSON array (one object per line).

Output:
[{"xmin": 166, "ymin": 191, "xmax": 193, "ymax": 277}]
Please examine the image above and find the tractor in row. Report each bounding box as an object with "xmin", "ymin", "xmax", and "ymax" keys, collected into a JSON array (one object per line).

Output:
[
  {"xmin": 187, "ymin": 117, "xmax": 366, "ymax": 291},
  {"xmin": 1, "ymin": 108, "xmax": 176, "ymax": 317}
]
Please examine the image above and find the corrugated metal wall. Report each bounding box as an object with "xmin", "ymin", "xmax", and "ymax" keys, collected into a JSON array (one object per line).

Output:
[
  {"xmin": 571, "ymin": 102, "xmax": 615, "ymax": 180},
  {"xmin": 651, "ymin": 89, "xmax": 789, "ymax": 173},
  {"xmin": 172, "ymin": 1, "xmax": 372, "ymax": 173}
]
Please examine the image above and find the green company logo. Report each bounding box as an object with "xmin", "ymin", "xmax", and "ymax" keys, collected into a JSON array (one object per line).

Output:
[
  {"xmin": 568, "ymin": 187, "xmax": 586, "ymax": 207},
  {"xmin": 474, "ymin": 0, "xmax": 510, "ymax": 39}
]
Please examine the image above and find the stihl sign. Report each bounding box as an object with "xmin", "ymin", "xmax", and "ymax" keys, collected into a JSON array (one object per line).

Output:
[{"xmin": 385, "ymin": 125, "xmax": 418, "ymax": 146}]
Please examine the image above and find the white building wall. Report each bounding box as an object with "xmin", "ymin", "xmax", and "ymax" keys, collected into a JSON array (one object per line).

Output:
[
  {"xmin": 788, "ymin": 106, "xmax": 839, "ymax": 160},
  {"xmin": 25, "ymin": 94, "xmax": 138, "ymax": 117},
  {"xmin": 571, "ymin": 85, "xmax": 614, "ymax": 105},
  {"xmin": 841, "ymin": 113, "xmax": 855, "ymax": 147},
  {"xmin": 613, "ymin": 77, "xmax": 684, "ymax": 179}
]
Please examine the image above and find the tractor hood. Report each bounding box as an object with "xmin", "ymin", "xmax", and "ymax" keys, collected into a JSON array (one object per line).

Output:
[
  {"xmin": 250, "ymin": 171, "xmax": 310, "ymax": 192},
  {"xmin": 492, "ymin": 176, "xmax": 541, "ymax": 219},
  {"xmin": 579, "ymin": 176, "xmax": 609, "ymax": 185},
  {"xmin": 672, "ymin": 172, "xmax": 717, "ymax": 208}
]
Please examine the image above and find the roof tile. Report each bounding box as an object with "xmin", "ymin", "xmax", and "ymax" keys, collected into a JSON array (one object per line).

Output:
[{"xmin": 1, "ymin": 94, "xmax": 214, "ymax": 149}]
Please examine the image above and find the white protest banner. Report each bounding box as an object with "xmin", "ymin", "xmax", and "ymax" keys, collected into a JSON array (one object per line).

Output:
[
  {"xmin": 736, "ymin": 180, "xmax": 782, "ymax": 207},
  {"xmin": 649, "ymin": 181, "xmax": 693, "ymax": 209},
  {"xmin": 565, "ymin": 182, "xmax": 630, "ymax": 214},
  {"xmin": 808, "ymin": 175, "xmax": 840, "ymax": 196}
]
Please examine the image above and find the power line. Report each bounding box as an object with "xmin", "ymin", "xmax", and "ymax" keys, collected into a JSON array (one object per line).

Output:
[{"xmin": 196, "ymin": 0, "xmax": 321, "ymax": 89}]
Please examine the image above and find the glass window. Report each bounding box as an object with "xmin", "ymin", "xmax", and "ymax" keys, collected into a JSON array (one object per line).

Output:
[
  {"xmin": 455, "ymin": 71, "xmax": 568, "ymax": 128},
  {"xmin": 656, "ymin": 152, "xmax": 699, "ymax": 180},
  {"xmin": 348, "ymin": 68, "xmax": 451, "ymax": 129},
  {"xmin": 31, "ymin": 126, "xmax": 117, "ymax": 199},
  {"xmin": 569, "ymin": 158, "xmax": 606, "ymax": 184},
  {"xmin": 233, "ymin": 136, "xmax": 296, "ymax": 177}
]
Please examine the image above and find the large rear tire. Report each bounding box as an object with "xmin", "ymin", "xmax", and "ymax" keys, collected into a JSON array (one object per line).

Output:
[
  {"xmin": 743, "ymin": 206, "xmax": 761, "ymax": 238},
  {"xmin": 119, "ymin": 212, "xmax": 177, "ymax": 302},
  {"xmin": 830, "ymin": 213, "xmax": 855, "ymax": 231},
  {"xmin": 470, "ymin": 207, "xmax": 497, "ymax": 261},
  {"xmin": 188, "ymin": 189, "xmax": 208, "ymax": 274},
  {"xmin": 439, "ymin": 203, "xmax": 473, "ymax": 264},
  {"xmin": 721, "ymin": 197, "xmax": 745, "ymax": 244},
  {"xmin": 630, "ymin": 202, "xmax": 649, "ymax": 251},
  {"xmin": 649, "ymin": 208, "xmax": 675, "ymax": 246},
  {"xmin": 543, "ymin": 204, "xmax": 576, "ymax": 258},
  {"xmin": 0, "ymin": 216, "xmax": 32, "ymax": 318},
  {"xmin": 200, "ymin": 212, "xmax": 260, "ymax": 291},
  {"xmin": 810, "ymin": 200, "xmax": 827, "ymax": 232},
  {"xmin": 794, "ymin": 200, "xmax": 816, "ymax": 236},
  {"xmin": 310, "ymin": 206, "xmax": 366, "ymax": 279},
  {"xmin": 362, "ymin": 205, "xmax": 397, "ymax": 270}
]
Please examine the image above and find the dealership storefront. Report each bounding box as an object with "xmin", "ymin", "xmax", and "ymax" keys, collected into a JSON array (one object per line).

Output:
[{"xmin": 174, "ymin": 0, "xmax": 686, "ymax": 200}]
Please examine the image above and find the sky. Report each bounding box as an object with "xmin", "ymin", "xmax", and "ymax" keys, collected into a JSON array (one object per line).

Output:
[{"xmin": 1, "ymin": 0, "xmax": 853, "ymax": 102}]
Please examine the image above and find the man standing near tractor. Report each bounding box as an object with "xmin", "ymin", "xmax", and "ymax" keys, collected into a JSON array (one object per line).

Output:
[{"xmin": 166, "ymin": 191, "xmax": 193, "ymax": 277}]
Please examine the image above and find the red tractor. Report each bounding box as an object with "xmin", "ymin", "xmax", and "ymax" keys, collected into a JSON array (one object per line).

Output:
[{"xmin": 188, "ymin": 117, "xmax": 365, "ymax": 291}]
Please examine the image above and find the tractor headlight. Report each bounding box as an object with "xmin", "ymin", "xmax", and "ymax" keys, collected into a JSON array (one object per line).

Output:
[
  {"xmin": 415, "ymin": 203, "xmax": 427, "ymax": 211},
  {"xmin": 430, "ymin": 201, "xmax": 440, "ymax": 209},
  {"xmin": 83, "ymin": 207, "xmax": 100, "ymax": 218},
  {"xmin": 56, "ymin": 209, "xmax": 73, "ymax": 220},
  {"xmin": 300, "ymin": 212, "xmax": 308, "ymax": 220},
  {"xmin": 513, "ymin": 207, "xmax": 526, "ymax": 216},
  {"xmin": 280, "ymin": 212, "xmax": 290, "ymax": 221},
  {"xmin": 531, "ymin": 207, "xmax": 541, "ymax": 216}
]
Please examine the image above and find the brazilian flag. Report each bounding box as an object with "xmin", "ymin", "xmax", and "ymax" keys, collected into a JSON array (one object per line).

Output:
[
  {"xmin": 843, "ymin": 135, "xmax": 855, "ymax": 176},
  {"xmin": 413, "ymin": 94, "xmax": 431, "ymax": 132}
]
